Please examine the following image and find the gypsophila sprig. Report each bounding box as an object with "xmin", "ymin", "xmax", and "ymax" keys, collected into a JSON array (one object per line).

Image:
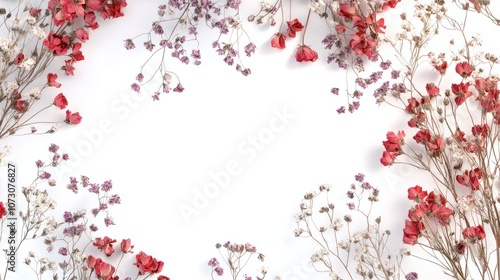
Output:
[
  {"xmin": 290, "ymin": 174, "xmax": 407, "ymax": 280},
  {"xmin": 0, "ymin": 0, "xmax": 127, "ymax": 140},
  {"xmin": 209, "ymin": 241, "xmax": 267, "ymax": 280},
  {"xmin": 248, "ymin": 0, "xmax": 402, "ymax": 113},
  {"xmin": 130, "ymin": 0, "xmax": 404, "ymax": 110},
  {"xmin": 126, "ymin": 1, "xmax": 255, "ymax": 100},
  {"xmin": 0, "ymin": 144, "xmax": 171, "ymax": 280},
  {"xmin": 375, "ymin": 1, "xmax": 500, "ymax": 278}
]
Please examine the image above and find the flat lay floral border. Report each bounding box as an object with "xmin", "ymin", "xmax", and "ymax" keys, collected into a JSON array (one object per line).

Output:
[{"xmin": 1, "ymin": 0, "xmax": 500, "ymax": 279}]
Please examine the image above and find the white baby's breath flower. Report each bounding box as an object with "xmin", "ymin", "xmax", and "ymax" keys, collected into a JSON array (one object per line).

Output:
[
  {"xmin": 329, "ymin": 1, "xmax": 339, "ymax": 11},
  {"xmin": 20, "ymin": 57, "xmax": 35, "ymax": 70},
  {"xmin": 2, "ymin": 81, "xmax": 19, "ymax": 95},
  {"xmin": 294, "ymin": 213, "xmax": 304, "ymax": 222},
  {"xmin": 260, "ymin": 1, "xmax": 272, "ymax": 10},
  {"xmin": 350, "ymin": 232, "xmax": 362, "ymax": 243},
  {"xmin": 231, "ymin": 16, "xmax": 242, "ymax": 29},
  {"xmin": 457, "ymin": 195, "xmax": 475, "ymax": 213},
  {"xmin": 446, "ymin": 138, "xmax": 465, "ymax": 162},
  {"xmin": 0, "ymin": 37, "xmax": 11, "ymax": 52},
  {"xmin": 48, "ymin": 123, "xmax": 60, "ymax": 133},
  {"xmin": 31, "ymin": 26, "xmax": 47, "ymax": 39},
  {"xmin": 25, "ymin": 15, "xmax": 36, "ymax": 25},
  {"xmin": 329, "ymin": 271, "xmax": 342, "ymax": 280},
  {"xmin": 27, "ymin": 87, "xmax": 40, "ymax": 99},
  {"xmin": 0, "ymin": 145, "xmax": 12, "ymax": 166},
  {"xmin": 331, "ymin": 218, "xmax": 343, "ymax": 231}
]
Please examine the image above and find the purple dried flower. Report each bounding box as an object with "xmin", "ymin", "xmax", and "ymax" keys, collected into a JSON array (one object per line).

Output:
[
  {"xmin": 354, "ymin": 173, "xmax": 365, "ymax": 182},
  {"xmin": 63, "ymin": 211, "xmax": 73, "ymax": 223},
  {"xmin": 347, "ymin": 203, "xmax": 355, "ymax": 210},
  {"xmin": 244, "ymin": 43, "xmax": 256, "ymax": 57},
  {"xmin": 152, "ymin": 22, "xmax": 164, "ymax": 34},
  {"xmin": 49, "ymin": 143, "xmax": 59, "ymax": 153},
  {"xmin": 104, "ymin": 218, "xmax": 115, "ymax": 227},
  {"xmin": 131, "ymin": 83, "xmax": 140, "ymax": 92},
  {"xmin": 406, "ymin": 272, "xmax": 418, "ymax": 280},
  {"xmin": 215, "ymin": 267, "xmax": 224, "ymax": 276},
  {"xmin": 208, "ymin": 258, "xmax": 219, "ymax": 267},
  {"xmin": 143, "ymin": 41, "xmax": 155, "ymax": 51},
  {"xmin": 391, "ymin": 70, "xmax": 400, "ymax": 79},
  {"xmin": 188, "ymin": 26, "xmax": 197, "ymax": 35},
  {"xmin": 39, "ymin": 171, "xmax": 51, "ymax": 179},
  {"xmin": 108, "ymin": 194, "xmax": 121, "ymax": 205},
  {"xmin": 67, "ymin": 182, "xmax": 78, "ymax": 193},
  {"xmin": 362, "ymin": 182, "xmax": 372, "ymax": 189},
  {"xmin": 101, "ymin": 180, "xmax": 113, "ymax": 192},
  {"xmin": 35, "ymin": 160, "xmax": 44, "ymax": 168},
  {"xmin": 191, "ymin": 49, "xmax": 201, "ymax": 59},
  {"xmin": 62, "ymin": 153, "xmax": 69, "ymax": 160},
  {"xmin": 173, "ymin": 83, "xmax": 184, "ymax": 93},
  {"xmin": 88, "ymin": 183, "xmax": 100, "ymax": 193},
  {"xmin": 245, "ymin": 243, "xmax": 256, "ymax": 252},
  {"xmin": 380, "ymin": 60, "xmax": 392, "ymax": 70},
  {"xmin": 58, "ymin": 247, "xmax": 68, "ymax": 256},
  {"xmin": 124, "ymin": 39, "xmax": 135, "ymax": 50}
]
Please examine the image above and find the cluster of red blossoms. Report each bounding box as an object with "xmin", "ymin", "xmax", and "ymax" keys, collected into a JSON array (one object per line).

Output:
[
  {"xmin": 270, "ymin": 0, "xmax": 401, "ymax": 63},
  {"xmin": 44, "ymin": 0, "xmax": 127, "ymax": 75},
  {"xmin": 337, "ymin": 3, "xmax": 387, "ymax": 58},
  {"xmin": 380, "ymin": 131, "xmax": 405, "ymax": 166},
  {"xmin": 271, "ymin": 18, "xmax": 318, "ymax": 62},
  {"xmin": 432, "ymin": 60, "xmax": 500, "ymax": 113},
  {"xmin": 11, "ymin": 72, "xmax": 81, "ymax": 124},
  {"xmin": 89, "ymin": 237, "xmax": 169, "ymax": 280},
  {"xmin": 380, "ymin": 61, "xmax": 493, "ymax": 166},
  {"xmin": 403, "ymin": 186, "xmax": 453, "ymax": 245}
]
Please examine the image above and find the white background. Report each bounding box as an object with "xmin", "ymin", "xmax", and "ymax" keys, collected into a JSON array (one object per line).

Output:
[{"xmin": 1, "ymin": 0, "xmax": 491, "ymax": 279}]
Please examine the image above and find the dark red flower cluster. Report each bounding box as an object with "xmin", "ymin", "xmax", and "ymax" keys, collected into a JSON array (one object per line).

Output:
[
  {"xmin": 134, "ymin": 251, "xmax": 164, "ymax": 275},
  {"xmin": 380, "ymin": 131, "xmax": 405, "ymax": 166},
  {"xmin": 456, "ymin": 167, "xmax": 482, "ymax": 190},
  {"xmin": 412, "ymin": 129, "xmax": 445, "ymax": 157},
  {"xmin": 270, "ymin": 18, "xmax": 318, "ymax": 63},
  {"xmin": 89, "ymin": 237, "xmax": 169, "ymax": 279},
  {"xmin": 93, "ymin": 236, "xmax": 117, "ymax": 257},
  {"xmin": 43, "ymin": 0, "xmax": 127, "ymax": 75},
  {"xmin": 0, "ymin": 202, "xmax": 5, "ymax": 218},
  {"xmin": 462, "ymin": 225, "xmax": 486, "ymax": 240},
  {"xmin": 403, "ymin": 187, "xmax": 453, "ymax": 245},
  {"xmin": 337, "ymin": 2, "xmax": 396, "ymax": 58},
  {"xmin": 88, "ymin": 256, "xmax": 118, "ymax": 280},
  {"xmin": 453, "ymin": 124, "xmax": 489, "ymax": 154}
]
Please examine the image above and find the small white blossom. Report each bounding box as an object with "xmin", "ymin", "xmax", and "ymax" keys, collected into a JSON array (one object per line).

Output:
[
  {"xmin": 294, "ymin": 213, "xmax": 305, "ymax": 222},
  {"xmin": 457, "ymin": 195, "xmax": 475, "ymax": 213},
  {"xmin": 230, "ymin": 16, "xmax": 242, "ymax": 29},
  {"xmin": 0, "ymin": 145, "xmax": 12, "ymax": 166},
  {"xmin": 310, "ymin": 0, "xmax": 326, "ymax": 13},
  {"xmin": 31, "ymin": 26, "xmax": 47, "ymax": 40},
  {"xmin": 50, "ymin": 123, "xmax": 60, "ymax": 133},
  {"xmin": 20, "ymin": 57, "xmax": 35, "ymax": 70},
  {"xmin": 71, "ymin": 250, "xmax": 86, "ymax": 264},
  {"xmin": 446, "ymin": 138, "xmax": 465, "ymax": 162},
  {"xmin": 329, "ymin": 272, "xmax": 342, "ymax": 280},
  {"xmin": 331, "ymin": 218, "xmax": 343, "ymax": 231},
  {"xmin": 27, "ymin": 87, "xmax": 40, "ymax": 99},
  {"xmin": 2, "ymin": 81, "xmax": 19, "ymax": 95},
  {"xmin": 25, "ymin": 15, "xmax": 36, "ymax": 25}
]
